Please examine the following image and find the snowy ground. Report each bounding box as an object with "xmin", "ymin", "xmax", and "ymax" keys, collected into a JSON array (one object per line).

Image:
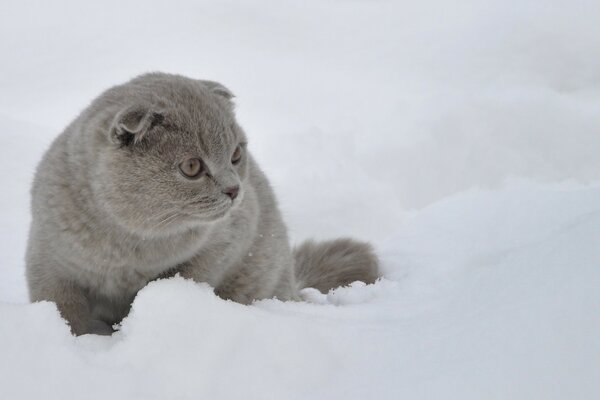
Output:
[{"xmin": 1, "ymin": 1, "xmax": 599, "ymax": 399}]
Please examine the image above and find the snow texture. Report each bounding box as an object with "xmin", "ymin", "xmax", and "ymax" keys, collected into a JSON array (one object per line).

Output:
[{"xmin": 1, "ymin": 1, "xmax": 599, "ymax": 399}]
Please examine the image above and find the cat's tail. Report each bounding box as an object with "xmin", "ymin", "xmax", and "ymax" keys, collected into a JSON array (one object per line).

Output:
[{"xmin": 293, "ymin": 238, "xmax": 379, "ymax": 293}]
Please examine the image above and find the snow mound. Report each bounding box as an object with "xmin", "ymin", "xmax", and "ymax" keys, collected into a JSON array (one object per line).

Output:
[{"xmin": 1, "ymin": 182, "xmax": 598, "ymax": 399}]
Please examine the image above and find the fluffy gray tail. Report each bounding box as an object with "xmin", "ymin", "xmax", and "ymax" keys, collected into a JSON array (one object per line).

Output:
[{"xmin": 293, "ymin": 238, "xmax": 379, "ymax": 293}]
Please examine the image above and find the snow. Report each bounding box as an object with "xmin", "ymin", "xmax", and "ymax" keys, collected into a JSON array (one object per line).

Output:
[{"xmin": 1, "ymin": 1, "xmax": 599, "ymax": 399}]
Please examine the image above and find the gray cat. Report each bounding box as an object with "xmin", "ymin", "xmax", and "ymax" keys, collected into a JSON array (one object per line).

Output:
[{"xmin": 25, "ymin": 73, "xmax": 378, "ymax": 335}]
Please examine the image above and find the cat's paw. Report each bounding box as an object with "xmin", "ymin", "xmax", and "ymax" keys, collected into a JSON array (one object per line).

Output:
[{"xmin": 85, "ymin": 319, "xmax": 115, "ymax": 336}]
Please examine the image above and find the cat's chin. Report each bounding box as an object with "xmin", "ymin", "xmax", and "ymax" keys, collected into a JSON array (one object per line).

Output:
[
  {"xmin": 186, "ymin": 210, "xmax": 229, "ymax": 223},
  {"xmin": 114, "ymin": 210, "xmax": 227, "ymax": 237},
  {"xmin": 184, "ymin": 203, "xmax": 235, "ymax": 224},
  {"xmin": 138, "ymin": 213, "xmax": 225, "ymax": 237}
]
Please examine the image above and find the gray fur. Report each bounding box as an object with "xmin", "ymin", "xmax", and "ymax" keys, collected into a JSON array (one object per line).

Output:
[
  {"xmin": 294, "ymin": 239, "xmax": 379, "ymax": 293},
  {"xmin": 25, "ymin": 72, "xmax": 379, "ymax": 336}
]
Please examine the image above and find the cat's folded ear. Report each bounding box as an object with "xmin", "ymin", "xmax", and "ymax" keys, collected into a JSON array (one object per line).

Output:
[
  {"xmin": 201, "ymin": 80, "xmax": 235, "ymax": 100},
  {"xmin": 109, "ymin": 104, "xmax": 165, "ymax": 147}
]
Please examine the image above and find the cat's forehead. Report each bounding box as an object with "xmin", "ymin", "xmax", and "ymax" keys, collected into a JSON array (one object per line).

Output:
[
  {"xmin": 161, "ymin": 105, "xmax": 240, "ymax": 158},
  {"xmin": 126, "ymin": 75, "xmax": 244, "ymax": 155},
  {"xmin": 188, "ymin": 103, "xmax": 236, "ymax": 136}
]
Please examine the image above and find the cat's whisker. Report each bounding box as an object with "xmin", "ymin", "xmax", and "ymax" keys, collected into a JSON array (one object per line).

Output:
[{"xmin": 152, "ymin": 212, "xmax": 181, "ymax": 231}]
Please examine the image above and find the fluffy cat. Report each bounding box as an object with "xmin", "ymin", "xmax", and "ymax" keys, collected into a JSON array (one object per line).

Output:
[{"xmin": 25, "ymin": 73, "xmax": 378, "ymax": 335}]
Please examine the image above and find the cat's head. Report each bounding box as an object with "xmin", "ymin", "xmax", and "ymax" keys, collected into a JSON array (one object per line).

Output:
[{"xmin": 93, "ymin": 73, "xmax": 249, "ymax": 236}]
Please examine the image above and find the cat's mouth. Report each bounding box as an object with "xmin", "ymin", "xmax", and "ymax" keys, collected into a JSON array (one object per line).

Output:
[
  {"xmin": 183, "ymin": 199, "xmax": 236, "ymax": 221},
  {"xmin": 188, "ymin": 190, "xmax": 243, "ymax": 209}
]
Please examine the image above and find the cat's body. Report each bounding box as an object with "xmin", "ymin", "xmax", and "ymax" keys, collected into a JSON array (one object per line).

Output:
[{"xmin": 26, "ymin": 73, "xmax": 378, "ymax": 335}]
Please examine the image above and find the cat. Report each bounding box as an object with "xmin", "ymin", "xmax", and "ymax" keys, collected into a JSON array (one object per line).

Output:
[{"xmin": 25, "ymin": 73, "xmax": 379, "ymax": 335}]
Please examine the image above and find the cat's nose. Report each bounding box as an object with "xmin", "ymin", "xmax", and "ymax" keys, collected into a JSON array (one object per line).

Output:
[{"xmin": 223, "ymin": 185, "xmax": 240, "ymax": 200}]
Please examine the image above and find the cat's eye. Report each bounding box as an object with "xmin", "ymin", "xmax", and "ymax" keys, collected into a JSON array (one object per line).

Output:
[
  {"xmin": 179, "ymin": 157, "xmax": 204, "ymax": 178},
  {"xmin": 231, "ymin": 145, "xmax": 243, "ymax": 165}
]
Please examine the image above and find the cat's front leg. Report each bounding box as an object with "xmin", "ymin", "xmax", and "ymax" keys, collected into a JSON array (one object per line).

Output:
[
  {"xmin": 28, "ymin": 270, "xmax": 112, "ymax": 336},
  {"xmin": 163, "ymin": 260, "xmax": 253, "ymax": 304}
]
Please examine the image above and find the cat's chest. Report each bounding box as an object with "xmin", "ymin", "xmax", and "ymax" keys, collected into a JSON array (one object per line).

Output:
[{"xmin": 74, "ymin": 228, "xmax": 210, "ymax": 297}]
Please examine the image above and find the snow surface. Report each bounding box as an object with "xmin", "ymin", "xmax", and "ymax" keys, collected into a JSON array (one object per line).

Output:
[{"xmin": 1, "ymin": 1, "xmax": 599, "ymax": 399}]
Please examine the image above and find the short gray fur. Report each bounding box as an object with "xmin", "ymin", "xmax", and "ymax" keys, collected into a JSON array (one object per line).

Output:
[{"xmin": 25, "ymin": 73, "xmax": 379, "ymax": 335}]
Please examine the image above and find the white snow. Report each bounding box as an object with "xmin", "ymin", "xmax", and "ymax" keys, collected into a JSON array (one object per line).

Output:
[{"xmin": 1, "ymin": 1, "xmax": 599, "ymax": 399}]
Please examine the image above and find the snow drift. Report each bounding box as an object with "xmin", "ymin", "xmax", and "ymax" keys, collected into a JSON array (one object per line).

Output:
[{"xmin": 1, "ymin": 182, "xmax": 598, "ymax": 399}]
